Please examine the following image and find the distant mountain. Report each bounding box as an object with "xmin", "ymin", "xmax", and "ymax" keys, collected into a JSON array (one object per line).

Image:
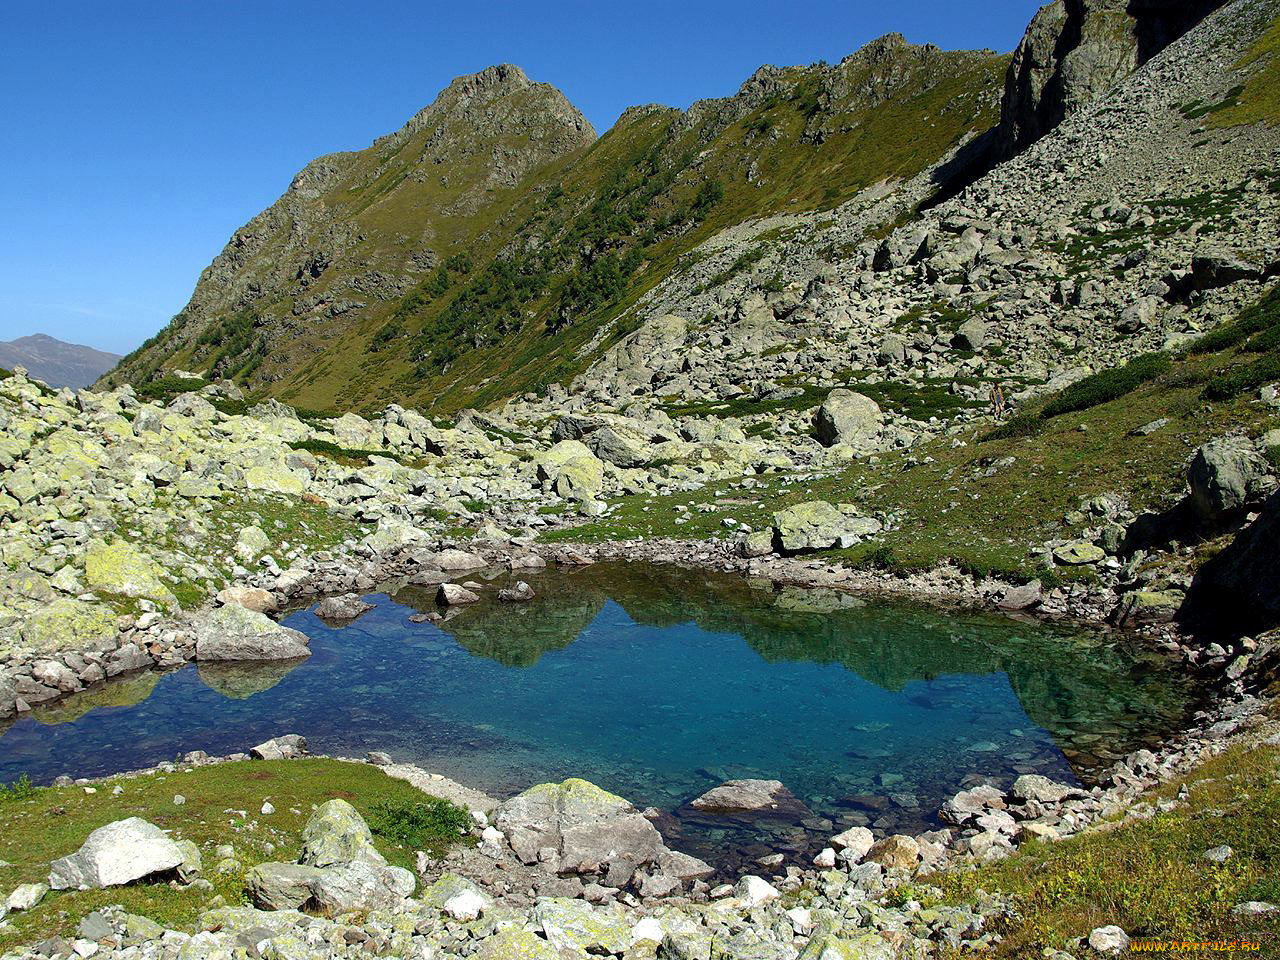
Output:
[{"xmin": 0, "ymin": 334, "xmax": 121, "ymax": 389}]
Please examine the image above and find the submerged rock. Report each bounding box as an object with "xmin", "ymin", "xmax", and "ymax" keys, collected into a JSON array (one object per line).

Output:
[
  {"xmin": 690, "ymin": 779, "xmax": 802, "ymax": 815},
  {"xmin": 313, "ymin": 593, "xmax": 374, "ymax": 621}
]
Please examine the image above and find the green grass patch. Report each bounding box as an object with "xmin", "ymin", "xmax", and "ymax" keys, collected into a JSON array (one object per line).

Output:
[
  {"xmin": 287, "ymin": 438, "xmax": 423, "ymax": 468},
  {"xmin": 1208, "ymin": 11, "xmax": 1280, "ymax": 127},
  {"xmin": 0, "ymin": 758, "xmax": 469, "ymax": 950}
]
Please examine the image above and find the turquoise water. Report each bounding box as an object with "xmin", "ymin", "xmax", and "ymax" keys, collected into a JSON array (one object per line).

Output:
[{"xmin": 0, "ymin": 562, "xmax": 1195, "ymax": 867}]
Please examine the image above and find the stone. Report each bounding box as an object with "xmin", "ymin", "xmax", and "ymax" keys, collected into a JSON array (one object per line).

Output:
[
  {"xmin": 193, "ymin": 604, "xmax": 311, "ymax": 662},
  {"xmin": 533, "ymin": 896, "xmax": 630, "ymax": 954},
  {"xmin": 1202, "ymin": 844, "xmax": 1233, "ymax": 863},
  {"xmin": 7, "ymin": 882, "xmax": 48, "ymax": 911},
  {"xmin": 735, "ymin": 875, "xmax": 780, "ymax": 908},
  {"xmin": 433, "ymin": 548, "xmax": 489, "ymax": 571},
  {"xmin": 536, "ymin": 440, "xmax": 605, "ymax": 500},
  {"xmin": 1114, "ymin": 589, "xmax": 1183, "ymax": 626},
  {"xmin": 49, "ymin": 818, "xmax": 184, "ymax": 890},
  {"xmin": 495, "ymin": 778, "xmax": 664, "ymax": 882},
  {"xmin": 84, "ymin": 540, "xmax": 175, "ymax": 607},
  {"xmin": 941, "ymin": 784, "xmax": 1006, "ymax": 824},
  {"xmin": 1011, "ymin": 774, "xmax": 1073, "ymax": 804},
  {"xmin": 308, "ymin": 860, "xmax": 415, "ymax": 914},
  {"xmin": 1188, "ymin": 437, "xmax": 1272, "ymax": 521},
  {"xmin": 656, "ymin": 848, "xmax": 714, "ymax": 882},
  {"xmin": 812, "ymin": 389, "xmax": 883, "ymax": 447},
  {"xmin": 300, "ymin": 799, "xmax": 386, "ymax": 868},
  {"xmin": 476, "ymin": 929, "xmax": 560, "ymax": 960},
  {"xmin": 215, "ymin": 586, "xmax": 277, "ymax": 614},
  {"xmin": 863, "ymin": 834, "xmax": 920, "ymax": 871},
  {"xmin": 443, "ymin": 889, "xmax": 488, "ymax": 921},
  {"xmin": 246, "ymin": 862, "xmax": 326, "ymax": 910},
  {"xmin": 690, "ymin": 779, "xmax": 800, "ymax": 814},
  {"xmin": 438, "ymin": 583, "xmax": 481, "ymax": 605},
  {"xmin": 997, "ymin": 580, "xmax": 1042, "ymax": 611},
  {"xmin": 1053, "ymin": 541, "xmax": 1104, "ymax": 565},
  {"xmin": 175, "ymin": 838, "xmax": 202, "ymax": 882},
  {"xmin": 799, "ymin": 932, "xmax": 897, "ymax": 960},
  {"xmin": 250, "ymin": 734, "xmax": 308, "ymax": 760},
  {"xmin": 77, "ymin": 912, "xmax": 113, "ymax": 942},
  {"xmin": 1088, "ymin": 925, "xmax": 1130, "ymax": 954},
  {"xmin": 830, "ymin": 826, "xmax": 874, "ymax": 862},
  {"xmin": 498, "ymin": 581, "xmax": 535, "ymax": 602},
  {"xmin": 773, "ymin": 501, "xmax": 881, "ymax": 553},
  {"xmin": 1231, "ymin": 901, "xmax": 1278, "ymax": 916},
  {"xmin": 952, "ymin": 317, "xmax": 987, "ymax": 351},
  {"xmin": 313, "ymin": 594, "xmax": 374, "ymax": 621}
]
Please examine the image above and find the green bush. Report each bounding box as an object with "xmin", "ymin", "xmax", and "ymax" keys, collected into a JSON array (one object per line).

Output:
[
  {"xmin": 1202, "ymin": 353, "xmax": 1280, "ymax": 400},
  {"xmin": 1188, "ymin": 286, "xmax": 1280, "ymax": 354},
  {"xmin": 1041, "ymin": 352, "xmax": 1171, "ymax": 418},
  {"xmin": 366, "ymin": 796, "xmax": 470, "ymax": 852},
  {"xmin": 0, "ymin": 774, "xmax": 36, "ymax": 803},
  {"xmin": 137, "ymin": 375, "xmax": 208, "ymax": 401},
  {"xmin": 981, "ymin": 412, "xmax": 1042, "ymax": 442}
]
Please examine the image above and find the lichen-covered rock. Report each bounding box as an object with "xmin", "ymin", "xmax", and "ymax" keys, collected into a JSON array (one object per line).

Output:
[
  {"xmin": 15, "ymin": 599, "xmax": 116, "ymax": 657},
  {"xmin": 84, "ymin": 539, "xmax": 175, "ymax": 607},
  {"xmin": 246, "ymin": 863, "xmax": 327, "ymax": 910},
  {"xmin": 300, "ymin": 799, "xmax": 385, "ymax": 868},
  {"xmin": 476, "ymin": 928, "xmax": 561, "ymax": 960},
  {"xmin": 536, "ymin": 440, "xmax": 605, "ymax": 500},
  {"xmin": 799, "ymin": 931, "xmax": 897, "ymax": 960},
  {"xmin": 1052, "ymin": 541, "xmax": 1104, "ymax": 565},
  {"xmin": 1188, "ymin": 436, "xmax": 1273, "ymax": 521},
  {"xmin": 49, "ymin": 817, "xmax": 184, "ymax": 889},
  {"xmin": 244, "ymin": 461, "xmax": 307, "ymax": 496},
  {"xmin": 193, "ymin": 604, "xmax": 311, "ymax": 662},
  {"xmin": 533, "ymin": 897, "xmax": 630, "ymax": 955},
  {"xmin": 772, "ymin": 501, "xmax": 881, "ymax": 553},
  {"xmin": 812, "ymin": 389, "xmax": 883, "ymax": 447}
]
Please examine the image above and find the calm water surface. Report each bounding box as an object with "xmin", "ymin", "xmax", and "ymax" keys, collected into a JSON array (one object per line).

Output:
[{"xmin": 0, "ymin": 562, "xmax": 1196, "ymax": 867}]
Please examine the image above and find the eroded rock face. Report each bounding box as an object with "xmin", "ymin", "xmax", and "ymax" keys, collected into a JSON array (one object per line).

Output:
[
  {"xmin": 998, "ymin": 0, "xmax": 1227, "ymax": 155},
  {"xmin": 49, "ymin": 818, "xmax": 184, "ymax": 890},
  {"xmin": 192, "ymin": 604, "xmax": 311, "ymax": 662}
]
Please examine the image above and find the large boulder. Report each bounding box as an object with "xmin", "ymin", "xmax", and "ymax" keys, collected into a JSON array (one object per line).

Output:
[
  {"xmin": 533, "ymin": 897, "xmax": 631, "ymax": 955},
  {"xmin": 1188, "ymin": 437, "xmax": 1273, "ymax": 521},
  {"xmin": 193, "ymin": 604, "xmax": 311, "ymax": 662},
  {"xmin": 494, "ymin": 778, "xmax": 663, "ymax": 885},
  {"xmin": 536, "ymin": 441, "xmax": 605, "ymax": 500},
  {"xmin": 84, "ymin": 540, "xmax": 175, "ymax": 607},
  {"xmin": 772, "ymin": 501, "xmax": 882, "ymax": 553},
  {"xmin": 998, "ymin": 0, "xmax": 1228, "ymax": 155},
  {"xmin": 812, "ymin": 389, "xmax": 883, "ymax": 447},
  {"xmin": 49, "ymin": 818, "xmax": 184, "ymax": 890},
  {"xmin": 300, "ymin": 799, "xmax": 385, "ymax": 867}
]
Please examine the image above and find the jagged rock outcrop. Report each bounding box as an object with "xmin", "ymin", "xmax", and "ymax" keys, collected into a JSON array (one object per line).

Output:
[{"xmin": 998, "ymin": 0, "xmax": 1228, "ymax": 155}]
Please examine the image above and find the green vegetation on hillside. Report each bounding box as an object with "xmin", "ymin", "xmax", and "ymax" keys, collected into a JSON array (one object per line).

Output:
[
  {"xmin": 1208, "ymin": 10, "xmax": 1280, "ymax": 127},
  {"xmin": 927, "ymin": 738, "xmax": 1280, "ymax": 955},
  {"xmin": 109, "ymin": 44, "xmax": 1008, "ymax": 416},
  {"xmin": 546, "ymin": 287, "xmax": 1280, "ymax": 582}
]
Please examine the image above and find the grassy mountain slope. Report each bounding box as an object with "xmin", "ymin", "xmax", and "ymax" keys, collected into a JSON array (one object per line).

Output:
[{"xmin": 105, "ymin": 38, "xmax": 1008, "ymax": 414}]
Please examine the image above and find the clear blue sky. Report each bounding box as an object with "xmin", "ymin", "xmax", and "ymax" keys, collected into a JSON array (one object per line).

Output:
[{"xmin": 0, "ymin": 1, "xmax": 1040, "ymax": 355}]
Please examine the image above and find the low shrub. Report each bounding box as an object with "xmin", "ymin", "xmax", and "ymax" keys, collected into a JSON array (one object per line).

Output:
[
  {"xmin": 366, "ymin": 796, "xmax": 470, "ymax": 853},
  {"xmin": 1202, "ymin": 353, "xmax": 1280, "ymax": 400},
  {"xmin": 981, "ymin": 412, "xmax": 1042, "ymax": 442},
  {"xmin": 1041, "ymin": 352, "xmax": 1170, "ymax": 418}
]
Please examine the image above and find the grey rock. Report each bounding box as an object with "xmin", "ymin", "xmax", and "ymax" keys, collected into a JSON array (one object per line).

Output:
[
  {"xmin": 250, "ymin": 734, "xmax": 308, "ymax": 760},
  {"xmin": 49, "ymin": 818, "xmax": 184, "ymax": 890},
  {"xmin": 193, "ymin": 604, "xmax": 311, "ymax": 662},
  {"xmin": 1188, "ymin": 437, "xmax": 1272, "ymax": 521},
  {"xmin": 812, "ymin": 389, "xmax": 883, "ymax": 447}
]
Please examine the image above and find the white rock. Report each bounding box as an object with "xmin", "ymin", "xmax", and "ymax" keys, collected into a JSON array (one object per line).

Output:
[
  {"xmin": 785, "ymin": 906, "xmax": 814, "ymax": 935},
  {"xmin": 812, "ymin": 847, "xmax": 836, "ymax": 868},
  {"xmin": 7, "ymin": 882, "xmax": 48, "ymax": 911},
  {"xmin": 49, "ymin": 818, "xmax": 185, "ymax": 890},
  {"xmin": 831, "ymin": 825, "xmax": 874, "ymax": 861},
  {"xmin": 629, "ymin": 917, "xmax": 665, "ymax": 946},
  {"xmin": 443, "ymin": 889, "xmax": 487, "ymax": 921},
  {"xmin": 261, "ymin": 802, "xmax": 275, "ymax": 816},
  {"xmin": 1088, "ymin": 925, "xmax": 1130, "ymax": 954},
  {"xmin": 735, "ymin": 875, "xmax": 780, "ymax": 908}
]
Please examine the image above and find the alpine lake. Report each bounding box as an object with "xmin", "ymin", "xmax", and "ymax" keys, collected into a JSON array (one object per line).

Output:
[{"xmin": 0, "ymin": 562, "xmax": 1199, "ymax": 872}]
